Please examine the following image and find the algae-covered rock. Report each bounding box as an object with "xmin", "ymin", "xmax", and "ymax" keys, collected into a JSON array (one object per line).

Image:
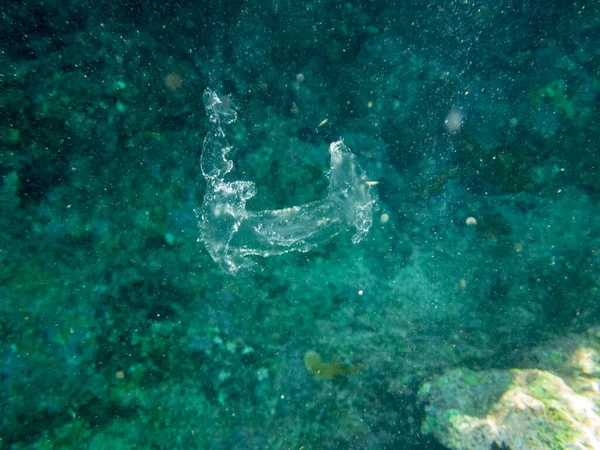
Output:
[{"xmin": 419, "ymin": 366, "xmax": 600, "ymax": 450}]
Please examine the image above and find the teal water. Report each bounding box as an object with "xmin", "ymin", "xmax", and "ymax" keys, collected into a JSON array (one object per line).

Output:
[{"xmin": 1, "ymin": 1, "xmax": 599, "ymax": 449}]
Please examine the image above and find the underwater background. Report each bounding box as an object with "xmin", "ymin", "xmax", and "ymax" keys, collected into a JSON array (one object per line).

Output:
[{"xmin": 1, "ymin": 0, "xmax": 600, "ymax": 448}]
